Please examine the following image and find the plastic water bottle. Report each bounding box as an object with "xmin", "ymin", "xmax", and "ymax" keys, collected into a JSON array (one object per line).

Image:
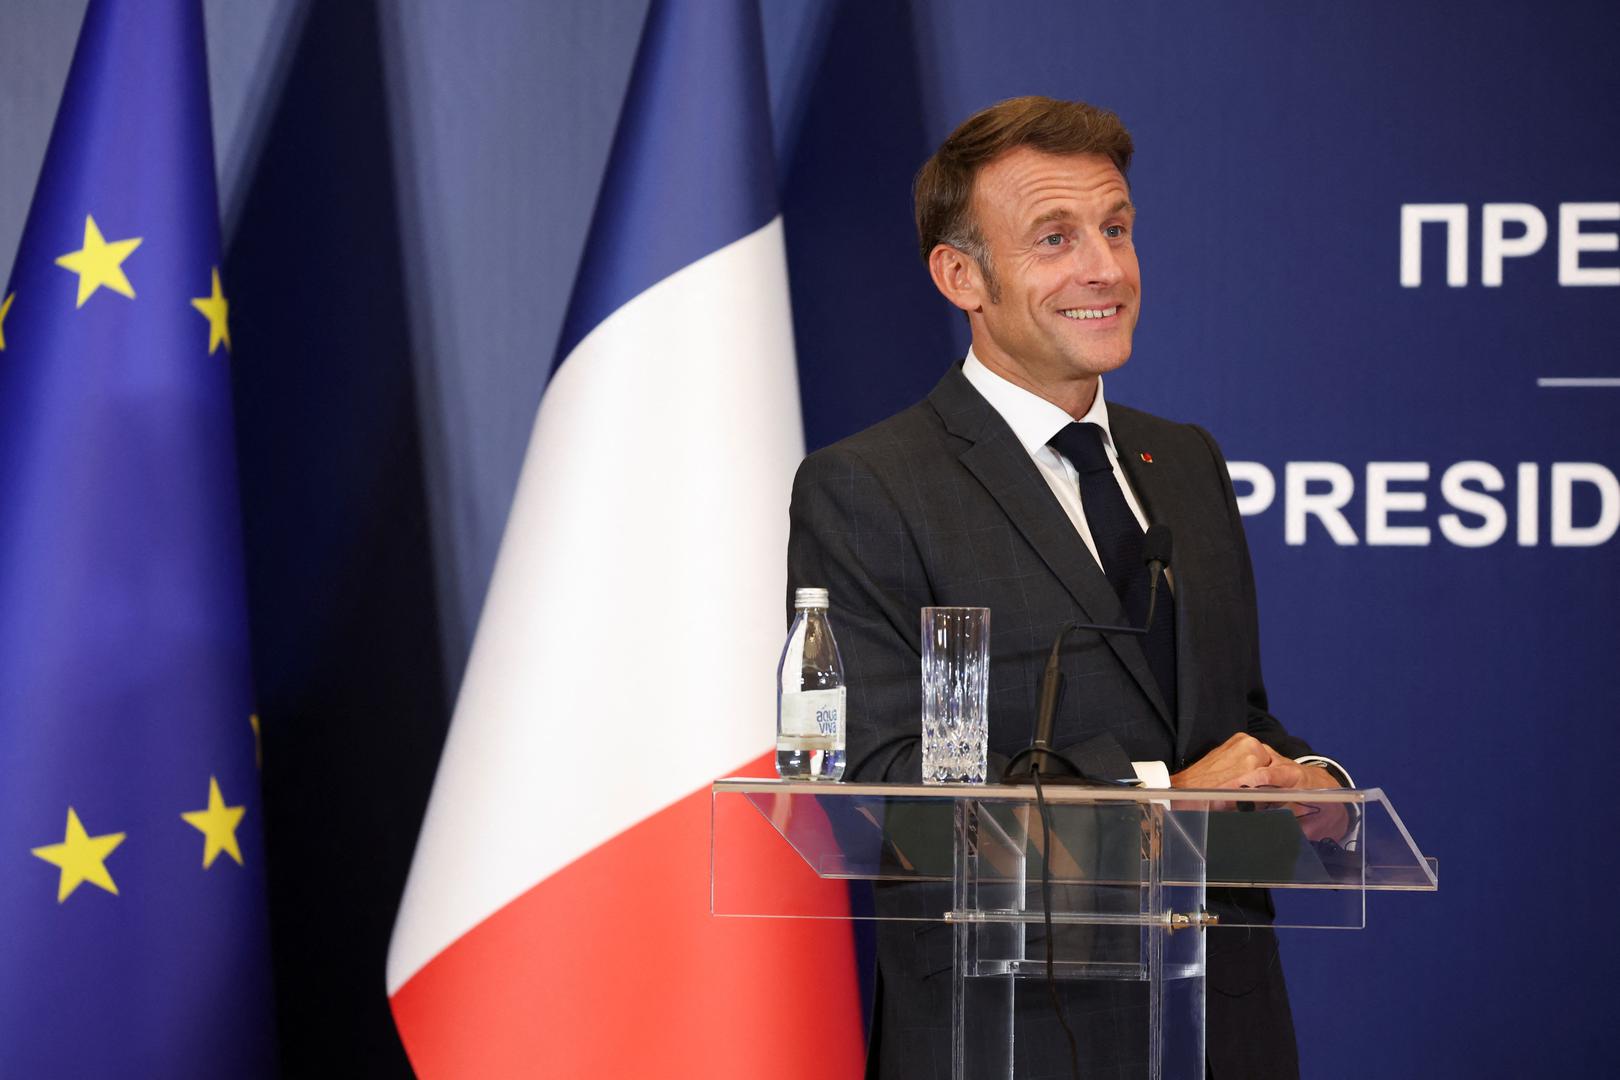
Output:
[{"xmin": 777, "ymin": 587, "xmax": 846, "ymax": 780}]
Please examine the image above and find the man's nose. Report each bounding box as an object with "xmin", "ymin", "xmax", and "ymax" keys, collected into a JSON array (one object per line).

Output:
[{"xmin": 1069, "ymin": 233, "xmax": 1124, "ymax": 287}]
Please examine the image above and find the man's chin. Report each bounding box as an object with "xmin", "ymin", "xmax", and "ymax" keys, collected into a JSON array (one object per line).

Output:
[
  {"xmin": 1051, "ymin": 324, "xmax": 1134, "ymax": 369},
  {"xmin": 1063, "ymin": 346, "xmax": 1134, "ymax": 379}
]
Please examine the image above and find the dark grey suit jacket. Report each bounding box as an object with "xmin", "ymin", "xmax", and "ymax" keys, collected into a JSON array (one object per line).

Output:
[{"xmin": 787, "ymin": 363, "xmax": 1306, "ymax": 1079}]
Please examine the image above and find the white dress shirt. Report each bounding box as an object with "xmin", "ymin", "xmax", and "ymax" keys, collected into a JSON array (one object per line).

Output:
[{"xmin": 961, "ymin": 349, "xmax": 1149, "ymax": 571}]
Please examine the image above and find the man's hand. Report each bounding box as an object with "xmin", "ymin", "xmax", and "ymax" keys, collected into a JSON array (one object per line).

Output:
[
  {"xmin": 1170, "ymin": 733, "xmax": 1319, "ymax": 790},
  {"xmin": 1171, "ymin": 733, "xmax": 1348, "ymax": 842}
]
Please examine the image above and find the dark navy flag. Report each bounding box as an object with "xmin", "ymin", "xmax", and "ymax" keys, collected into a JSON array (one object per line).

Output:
[{"xmin": 0, "ymin": 1, "xmax": 275, "ymax": 1074}]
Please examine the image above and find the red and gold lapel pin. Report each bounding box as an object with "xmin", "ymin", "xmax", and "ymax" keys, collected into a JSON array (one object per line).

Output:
[{"xmin": 1139, "ymin": 451, "xmax": 1154, "ymax": 463}]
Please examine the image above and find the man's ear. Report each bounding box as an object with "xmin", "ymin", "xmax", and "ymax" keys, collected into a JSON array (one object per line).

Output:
[{"xmin": 928, "ymin": 244, "xmax": 987, "ymax": 313}]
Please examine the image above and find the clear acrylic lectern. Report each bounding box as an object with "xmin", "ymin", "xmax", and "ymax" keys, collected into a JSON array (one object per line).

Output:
[{"xmin": 712, "ymin": 780, "xmax": 1435, "ymax": 1080}]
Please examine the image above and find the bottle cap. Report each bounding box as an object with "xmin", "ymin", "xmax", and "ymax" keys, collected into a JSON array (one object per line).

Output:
[{"xmin": 794, "ymin": 587, "xmax": 830, "ymax": 609}]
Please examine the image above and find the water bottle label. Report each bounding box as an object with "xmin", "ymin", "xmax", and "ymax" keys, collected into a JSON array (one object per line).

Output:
[{"xmin": 779, "ymin": 688, "xmax": 845, "ymax": 742}]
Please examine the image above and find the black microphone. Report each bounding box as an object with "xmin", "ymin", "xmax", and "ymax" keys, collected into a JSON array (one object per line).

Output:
[
  {"xmin": 1004, "ymin": 524, "xmax": 1174, "ymax": 784},
  {"xmin": 1141, "ymin": 523, "xmax": 1172, "ymax": 635}
]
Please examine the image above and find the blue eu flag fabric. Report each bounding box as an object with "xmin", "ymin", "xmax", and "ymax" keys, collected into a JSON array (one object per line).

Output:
[{"xmin": 0, "ymin": 2, "xmax": 277, "ymax": 1074}]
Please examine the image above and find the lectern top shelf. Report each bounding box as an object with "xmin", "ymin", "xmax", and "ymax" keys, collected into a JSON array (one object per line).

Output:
[
  {"xmin": 717, "ymin": 777, "xmax": 1384, "ymax": 804},
  {"xmin": 711, "ymin": 777, "xmax": 1437, "ymax": 927}
]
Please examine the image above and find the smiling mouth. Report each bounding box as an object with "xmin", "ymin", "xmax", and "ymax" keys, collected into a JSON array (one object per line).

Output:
[{"xmin": 1058, "ymin": 305, "xmax": 1120, "ymax": 321}]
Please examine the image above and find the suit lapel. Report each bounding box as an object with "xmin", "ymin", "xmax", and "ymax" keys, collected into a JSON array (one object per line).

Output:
[
  {"xmin": 930, "ymin": 370, "xmax": 1172, "ymax": 729},
  {"xmin": 1111, "ymin": 408, "xmax": 1197, "ymax": 759}
]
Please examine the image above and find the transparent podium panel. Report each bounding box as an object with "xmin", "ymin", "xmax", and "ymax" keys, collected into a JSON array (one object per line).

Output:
[
  {"xmin": 714, "ymin": 783, "xmax": 1436, "ymax": 925},
  {"xmin": 713, "ymin": 781, "xmax": 1435, "ymax": 1080},
  {"xmin": 945, "ymin": 796, "xmax": 1210, "ymax": 1078},
  {"xmin": 1174, "ymin": 787, "xmax": 1439, "ymax": 929}
]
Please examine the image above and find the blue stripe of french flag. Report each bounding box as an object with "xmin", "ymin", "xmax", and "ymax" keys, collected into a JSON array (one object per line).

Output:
[{"xmin": 386, "ymin": 2, "xmax": 865, "ymax": 1075}]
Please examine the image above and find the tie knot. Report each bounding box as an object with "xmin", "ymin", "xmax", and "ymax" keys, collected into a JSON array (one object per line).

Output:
[{"xmin": 1049, "ymin": 422, "xmax": 1112, "ymax": 475}]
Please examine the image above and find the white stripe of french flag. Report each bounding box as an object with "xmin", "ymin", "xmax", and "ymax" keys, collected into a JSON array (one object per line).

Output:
[{"xmin": 384, "ymin": 1, "xmax": 865, "ymax": 1075}]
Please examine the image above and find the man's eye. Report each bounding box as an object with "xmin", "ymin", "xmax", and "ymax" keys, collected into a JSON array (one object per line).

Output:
[
  {"xmin": 1104, "ymin": 224, "xmax": 1128, "ymax": 239},
  {"xmin": 1040, "ymin": 233, "xmax": 1065, "ymax": 246}
]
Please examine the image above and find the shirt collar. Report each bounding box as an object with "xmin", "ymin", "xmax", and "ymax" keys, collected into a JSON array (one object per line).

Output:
[{"xmin": 961, "ymin": 348, "xmax": 1114, "ymax": 457}]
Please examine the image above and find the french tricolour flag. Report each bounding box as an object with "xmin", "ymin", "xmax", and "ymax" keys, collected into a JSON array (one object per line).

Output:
[{"xmin": 385, "ymin": 2, "xmax": 865, "ymax": 1075}]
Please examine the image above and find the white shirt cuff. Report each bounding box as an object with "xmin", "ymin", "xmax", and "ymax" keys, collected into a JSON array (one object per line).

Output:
[
  {"xmin": 1293, "ymin": 754, "xmax": 1353, "ymax": 788},
  {"xmin": 1130, "ymin": 760, "xmax": 1171, "ymax": 789}
]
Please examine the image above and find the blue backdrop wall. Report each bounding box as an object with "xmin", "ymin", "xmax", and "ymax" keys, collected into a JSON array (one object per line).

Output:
[{"xmin": 2, "ymin": 1, "xmax": 1615, "ymax": 1075}]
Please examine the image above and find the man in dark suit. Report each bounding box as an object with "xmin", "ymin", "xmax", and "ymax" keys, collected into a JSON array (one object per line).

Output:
[{"xmin": 787, "ymin": 97, "xmax": 1346, "ymax": 1079}]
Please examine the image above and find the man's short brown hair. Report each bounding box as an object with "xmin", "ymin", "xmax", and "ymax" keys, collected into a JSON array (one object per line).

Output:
[{"xmin": 914, "ymin": 96, "xmax": 1134, "ymax": 271}]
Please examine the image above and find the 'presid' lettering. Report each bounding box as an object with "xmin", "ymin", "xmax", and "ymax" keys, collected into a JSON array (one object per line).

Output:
[{"xmin": 1230, "ymin": 460, "xmax": 1619, "ymax": 547}]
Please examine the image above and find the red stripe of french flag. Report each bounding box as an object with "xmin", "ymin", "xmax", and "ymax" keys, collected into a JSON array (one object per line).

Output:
[{"xmin": 390, "ymin": 753, "xmax": 862, "ymax": 1077}]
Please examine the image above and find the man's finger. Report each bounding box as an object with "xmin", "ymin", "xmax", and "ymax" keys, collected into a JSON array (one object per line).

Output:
[{"xmin": 1232, "ymin": 764, "xmax": 1294, "ymax": 790}]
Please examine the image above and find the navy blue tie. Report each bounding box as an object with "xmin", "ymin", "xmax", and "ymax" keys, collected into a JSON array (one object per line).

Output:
[{"xmin": 1048, "ymin": 422, "xmax": 1178, "ymax": 721}]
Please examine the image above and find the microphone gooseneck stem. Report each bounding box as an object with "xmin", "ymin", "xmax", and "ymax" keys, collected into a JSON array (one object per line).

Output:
[
  {"xmin": 1010, "ymin": 525, "xmax": 1173, "ymax": 783},
  {"xmin": 1142, "ymin": 561, "xmax": 1164, "ymax": 635},
  {"xmin": 1008, "ymin": 615, "xmax": 1148, "ymax": 783}
]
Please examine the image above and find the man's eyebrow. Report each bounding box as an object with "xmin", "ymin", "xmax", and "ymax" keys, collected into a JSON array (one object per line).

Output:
[
  {"xmin": 1028, "ymin": 208, "xmax": 1076, "ymax": 231},
  {"xmin": 1026, "ymin": 200, "xmax": 1136, "ymax": 231}
]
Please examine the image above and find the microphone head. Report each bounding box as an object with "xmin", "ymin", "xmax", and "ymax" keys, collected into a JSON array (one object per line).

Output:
[{"xmin": 1142, "ymin": 523, "xmax": 1173, "ymax": 568}]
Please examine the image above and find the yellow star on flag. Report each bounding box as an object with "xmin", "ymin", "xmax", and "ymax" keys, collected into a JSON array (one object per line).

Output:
[
  {"xmin": 0, "ymin": 291, "xmax": 13, "ymax": 350},
  {"xmin": 54, "ymin": 214, "xmax": 142, "ymax": 308},
  {"xmin": 31, "ymin": 807, "xmax": 126, "ymax": 903},
  {"xmin": 181, "ymin": 776, "xmax": 246, "ymax": 869},
  {"xmin": 190, "ymin": 267, "xmax": 231, "ymax": 354}
]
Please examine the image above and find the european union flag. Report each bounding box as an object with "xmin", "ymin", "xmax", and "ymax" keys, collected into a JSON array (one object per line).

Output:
[{"xmin": 0, "ymin": 2, "xmax": 276, "ymax": 1074}]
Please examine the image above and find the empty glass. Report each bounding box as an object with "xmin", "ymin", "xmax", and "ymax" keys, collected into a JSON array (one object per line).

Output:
[{"xmin": 920, "ymin": 606, "xmax": 990, "ymax": 783}]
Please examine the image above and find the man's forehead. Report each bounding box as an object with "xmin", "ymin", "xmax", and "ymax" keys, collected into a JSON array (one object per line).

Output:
[{"xmin": 974, "ymin": 148, "xmax": 1130, "ymax": 220}]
